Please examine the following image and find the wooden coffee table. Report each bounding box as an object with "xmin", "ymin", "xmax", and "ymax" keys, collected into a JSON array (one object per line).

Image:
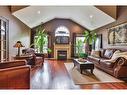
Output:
[{"xmin": 73, "ymin": 59, "xmax": 94, "ymax": 74}]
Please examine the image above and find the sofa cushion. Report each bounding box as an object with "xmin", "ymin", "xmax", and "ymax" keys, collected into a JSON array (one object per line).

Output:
[
  {"xmin": 99, "ymin": 57, "xmax": 109, "ymax": 60},
  {"xmin": 88, "ymin": 56, "xmax": 100, "ymax": 63},
  {"xmin": 104, "ymin": 49, "xmax": 114, "ymax": 59},
  {"xmin": 91, "ymin": 50, "xmax": 100, "ymax": 58},
  {"xmin": 100, "ymin": 59, "xmax": 115, "ymax": 68}
]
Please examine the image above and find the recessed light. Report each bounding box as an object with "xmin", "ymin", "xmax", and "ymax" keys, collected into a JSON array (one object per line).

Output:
[
  {"xmin": 37, "ymin": 11, "xmax": 41, "ymax": 14},
  {"xmin": 89, "ymin": 15, "xmax": 93, "ymax": 19}
]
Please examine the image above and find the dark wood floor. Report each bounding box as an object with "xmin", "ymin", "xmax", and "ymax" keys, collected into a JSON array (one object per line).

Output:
[{"xmin": 31, "ymin": 59, "xmax": 127, "ymax": 89}]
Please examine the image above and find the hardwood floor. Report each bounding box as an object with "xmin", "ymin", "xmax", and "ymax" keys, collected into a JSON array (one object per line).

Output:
[{"xmin": 31, "ymin": 59, "xmax": 127, "ymax": 89}]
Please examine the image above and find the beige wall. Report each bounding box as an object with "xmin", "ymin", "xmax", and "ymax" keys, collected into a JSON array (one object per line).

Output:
[
  {"xmin": 0, "ymin": 6, "xmax": 31, "ymax": 58},
  {"xmin": 96, "ymin": 6, "xmax": 127, "ymax": 49}
]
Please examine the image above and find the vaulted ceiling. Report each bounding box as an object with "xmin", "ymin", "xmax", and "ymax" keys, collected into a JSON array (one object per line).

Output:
[{"xmin": 11, "ymin": 6, "xmax": 117, "ymax": 30}]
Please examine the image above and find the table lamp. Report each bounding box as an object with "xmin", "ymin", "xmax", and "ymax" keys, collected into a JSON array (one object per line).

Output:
[{"xmin": 13, "ymin": 41, "xmax": 24, "ymax": 56}]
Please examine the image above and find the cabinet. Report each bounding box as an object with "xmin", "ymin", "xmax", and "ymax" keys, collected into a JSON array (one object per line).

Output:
[{"xmin": 0, "ymin": 16, "xmax": 9, "ymax": 61}]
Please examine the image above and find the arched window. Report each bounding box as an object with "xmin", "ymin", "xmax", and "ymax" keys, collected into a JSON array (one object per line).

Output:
[
  {"xmin": 55, "ymin": 26, "xmax": 70, "ymax": 44},
  {"xmin": 55, "ymin": 26, "xmax": 70, "ymax": 37}
]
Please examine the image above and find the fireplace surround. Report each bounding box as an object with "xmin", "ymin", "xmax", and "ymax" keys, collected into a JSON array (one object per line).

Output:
[{"xmin": 54, "ymin": 43, "xmax": 71, "ymax": 59}]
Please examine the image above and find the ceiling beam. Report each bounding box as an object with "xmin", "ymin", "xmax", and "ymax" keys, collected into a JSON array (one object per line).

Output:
[
  {"xmin": 96, "ymin": 6, "xmax": 117, "ymax": 19},
  {"xmin": 10, "ymin": 6, "xmax": 28, "ymax": 13}
]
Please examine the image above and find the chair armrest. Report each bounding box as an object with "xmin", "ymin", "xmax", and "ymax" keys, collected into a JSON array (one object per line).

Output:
[
  {"xmin": 34, "ymin": 53, "xmax": 44, "ymax": 57},
  {"xmin": 0, "ymin": 65, "xmax": 30, "ymax": 89},
  {"xmin": 0, "ymin": 60, "xmax": 27, "ymax": 69}
]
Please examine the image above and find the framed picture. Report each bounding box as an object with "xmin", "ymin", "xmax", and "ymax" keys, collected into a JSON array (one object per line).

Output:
[{"xmin": 108, "ymin": 22, "xmax": 127, "ymax": 45}]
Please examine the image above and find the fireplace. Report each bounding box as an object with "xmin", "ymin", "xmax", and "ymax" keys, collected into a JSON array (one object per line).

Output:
[
  {"xmin": 54, "ymin": 43, "xmax": 71, "ymax": 59},
  {"xmin": 57, "ymin": 50, "xmax": 67, "ymax": 60}
]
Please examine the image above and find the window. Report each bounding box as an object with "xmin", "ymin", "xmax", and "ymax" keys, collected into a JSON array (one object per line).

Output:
[
  {"xmin": 75, "ymin": 36, "xmax": 85, "ymax": 56},
  {"xmin": 34, "ymin": 35, "xmax": 48, "ymax": 53},
  {"xmin": 0, "ymin": 17, "xmax": 9, "ymax": 61},
  {"xmin": 94, "ymin": 34, "xmax": 102, "ymax": 50},
  {"xmin": 55, "ymin": 26, "xmax": 70, "ymax": 44},
  {"xmin": 55, "ymin": 26, "xmax": 70, "ymax": 37},
  {"xmin": 43, "ymin": 35, "xmax": 48, "ymax": 53}
]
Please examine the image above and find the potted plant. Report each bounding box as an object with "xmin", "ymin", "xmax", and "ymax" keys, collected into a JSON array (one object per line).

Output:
[
  {"xmin": 47, "ymin": 48, "xmax": 52, "ymax": 58},
  {"xmin": 83, "ymin": 30, "xmax": 97, "ymax": 55},
  {"xmin": 32, "ymin": 26, "xmax": 47, "ymax": 53},
  {"xmin": 79, "ymin": 53, "xmax": 88, "ymax": 59}
]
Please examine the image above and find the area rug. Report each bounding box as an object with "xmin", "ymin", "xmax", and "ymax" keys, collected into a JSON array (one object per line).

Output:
[{"xmin": 64, "ymin": 63, "xmax": 124, "ymax": 85}]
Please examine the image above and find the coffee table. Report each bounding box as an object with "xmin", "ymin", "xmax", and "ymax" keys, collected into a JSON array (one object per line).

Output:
[{"xmin": 73, "ymin": 59, "xmax": 94, "ymax": 74}]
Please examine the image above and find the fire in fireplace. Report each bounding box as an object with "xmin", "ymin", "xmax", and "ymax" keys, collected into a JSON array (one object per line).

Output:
[{"xmin": 57, "ymin": 50, "xmax": 67, "ymax": 60}]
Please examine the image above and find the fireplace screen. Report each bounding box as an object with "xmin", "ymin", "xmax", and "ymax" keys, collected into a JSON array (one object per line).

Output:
[{"xmin": 57, "ymin": 50, "xmax": 67, "ymax": 60}]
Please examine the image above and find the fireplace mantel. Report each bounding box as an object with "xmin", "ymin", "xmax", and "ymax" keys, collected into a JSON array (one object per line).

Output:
[{"xmin": 54, "ymin": 43, "xmax": 71, "ymax": 59}]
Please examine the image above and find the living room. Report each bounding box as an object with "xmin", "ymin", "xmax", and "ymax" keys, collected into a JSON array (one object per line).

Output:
[{"xmin": 1, "ymin": 3, "xmax": 127, "ymax": 94}]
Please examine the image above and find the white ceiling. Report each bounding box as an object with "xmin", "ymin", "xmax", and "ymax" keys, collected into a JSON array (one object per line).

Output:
[{"xmin": 12, "ymin": 6, "xmax": 115, "ymax": 30}]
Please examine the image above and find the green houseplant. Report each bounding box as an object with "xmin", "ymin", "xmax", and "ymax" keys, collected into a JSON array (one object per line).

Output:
[
  {"xmin": 83, "ymin": 30, "xmax": 97, "ymax": 55},
  {"xmin": 31, "ymin": 26, "xmax": 47, "ymax": 53},
  {"xmin": 47, "ymin": 48, "xmax": 52, "ymax": 58},
  {"xmin": 79, "ymin": 53, "xmax": 88, "ymax": 59}
]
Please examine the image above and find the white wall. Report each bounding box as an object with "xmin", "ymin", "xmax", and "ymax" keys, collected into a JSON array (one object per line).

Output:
[{"xmin": 0, "ymin": 6, "xmax": 31, "ymax": 59}]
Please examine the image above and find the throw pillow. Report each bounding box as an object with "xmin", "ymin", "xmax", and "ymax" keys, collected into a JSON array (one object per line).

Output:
[
  {"xmin": 104, "ymin": 49, "xmax": 114, "ymax": 59},
  {"xmin": 91, "ymin": 50, "xmax": 100, "ymax": 58}
]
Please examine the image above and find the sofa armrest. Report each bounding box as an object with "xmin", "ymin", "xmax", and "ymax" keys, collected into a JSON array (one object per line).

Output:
[
  {"xmin": 114, "ymin": 57, "xmax": 127, "ymax": 66},
  {"xmin": 113, "ymin": 57, "xmax": 127, "ymax": 78}
]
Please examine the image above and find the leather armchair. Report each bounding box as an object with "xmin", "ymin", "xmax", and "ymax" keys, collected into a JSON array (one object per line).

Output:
[
  {"xmin": 22, "ymin": 48, "xmax": 44, "ymax": 66},
  {"xmin": 0, "ymin": 60, "xmax": 30, "ymax": 89}
]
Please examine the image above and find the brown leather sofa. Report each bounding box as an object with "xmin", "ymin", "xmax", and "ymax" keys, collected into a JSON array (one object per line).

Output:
[
  {"xmin": 88, "ymin": 48, "xmax": 127, "ymax": 79},
  {"xmin": 0, "ymin": 60, "xmax": 30, "ymax": 89},
  {"xmin": 22, "ymin": 48, "xmax": 44, "ymax": 66}
]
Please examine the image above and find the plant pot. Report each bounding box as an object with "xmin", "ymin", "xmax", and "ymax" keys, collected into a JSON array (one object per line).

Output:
[{"xmin": 48, "ymin": 54, "xmax": 51, "ymax": 58}]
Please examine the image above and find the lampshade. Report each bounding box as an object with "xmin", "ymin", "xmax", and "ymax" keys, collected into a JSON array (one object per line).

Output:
[{"xmin": 13, "ymin": 41, "xmax": 24, "ymax": 48}]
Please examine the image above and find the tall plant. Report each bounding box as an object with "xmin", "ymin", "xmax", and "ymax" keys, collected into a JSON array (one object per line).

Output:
[
  {"xmin": 76, "ymin": 39, "xmax": 84, "ymax": 58},
  {"xmin": 33, "ymin": 26, "xmax": 47, "ymax": 53},
  {"xmin": 83, "ymin": 30, "xmax": 97, "ymax": 54}
]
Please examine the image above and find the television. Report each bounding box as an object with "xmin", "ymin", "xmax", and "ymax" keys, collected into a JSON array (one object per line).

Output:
[{"xmin": 55, "ymin": 36, "xmax": 69, "ymax": 44}]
